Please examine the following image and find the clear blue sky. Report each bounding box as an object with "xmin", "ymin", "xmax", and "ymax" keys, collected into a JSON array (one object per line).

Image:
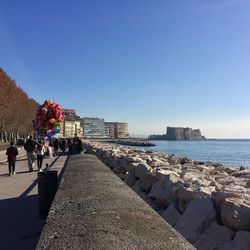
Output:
[{"xmin": 1, "ymin": 0, "xmax": 250, "ymax": 138}]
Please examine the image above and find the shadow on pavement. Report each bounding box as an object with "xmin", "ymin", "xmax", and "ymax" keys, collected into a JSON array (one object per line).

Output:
[
  {"xmin": 0, "ymin": 195, "xmax": 46, "ymax": 250},
  {"xmin": 0, "ymin": 154, "xmax": 69, "ymax": 250}
]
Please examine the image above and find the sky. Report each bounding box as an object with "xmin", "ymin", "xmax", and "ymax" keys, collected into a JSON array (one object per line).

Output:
[{"xmin": 1, "ymin": 0, "xmax": 250, "ymax": 138}]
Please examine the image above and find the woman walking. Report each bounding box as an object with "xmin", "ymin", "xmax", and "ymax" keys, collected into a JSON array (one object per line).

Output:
[
  {"xmin": 6, "ymin": 142, "xmax": 18, "ymax": 176},
  {"xmin": 36, "ymin": 141, "xmax": 46, "ymax": 171}
]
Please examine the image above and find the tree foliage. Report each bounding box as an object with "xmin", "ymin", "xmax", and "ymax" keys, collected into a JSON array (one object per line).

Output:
[{"xmin": 0, "ymin": 68, "xmax": 39, "ymax": 140}]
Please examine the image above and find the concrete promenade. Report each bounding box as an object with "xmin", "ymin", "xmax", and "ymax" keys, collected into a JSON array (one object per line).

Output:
[{"xmin": 0, "ymin": 149, "xmax": 68, "ymax": 250}]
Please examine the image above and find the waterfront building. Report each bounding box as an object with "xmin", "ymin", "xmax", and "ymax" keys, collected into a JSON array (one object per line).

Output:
[
  {"xmin": 58, "ymin": 109, "xmax": 83, "ymax": 137},
  {"xmin": 81, "ymin": 117, "xmax": 106, "ymax": 138},
  {"xmin": 105, "ymin": 122, "xmax": 129, "ymax": 138},
  {"xmin": 58, "ymin": 120, "xmax": 83, "ymax": 138},
  {"xmin": 115, "ymin": 122, "xmax": 129, "ymax": 138},
  {"xmin": 105, "ymin": 123, "xmax": 115, "ymax": 138},
  {"xmin": 62, "ymin": 108, "xmax": 76, "ymax": 116}
]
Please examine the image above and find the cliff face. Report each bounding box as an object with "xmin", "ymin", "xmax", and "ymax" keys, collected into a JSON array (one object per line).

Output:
[{"xmin": 166, "ymin": 127, "xmax": 206, "ymax": 140}]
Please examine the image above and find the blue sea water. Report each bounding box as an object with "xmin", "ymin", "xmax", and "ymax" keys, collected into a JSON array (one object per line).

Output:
[{"xmin": 136, "ymin": 140, "xmax": 250, "ymax": 168}]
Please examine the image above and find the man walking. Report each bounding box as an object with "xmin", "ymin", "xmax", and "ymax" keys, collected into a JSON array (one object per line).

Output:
[
  {"xmin": 6, "ymin": 142, "xmax": 18, "ymax": 176},
  {"xmin": 24, "ymin": 135, "xmax": 37, "ymax": 172}
]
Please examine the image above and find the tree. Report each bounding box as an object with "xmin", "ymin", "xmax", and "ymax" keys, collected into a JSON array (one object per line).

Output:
[{"xmin": 0, "ymin": 68, "xmax": 39, "ymax": 141}]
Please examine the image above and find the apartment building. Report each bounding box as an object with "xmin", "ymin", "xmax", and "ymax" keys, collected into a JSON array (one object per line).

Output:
[
  {"xmin": 81, "ymin": 117, "xmax": 106, "ymax": 138},
  {"xmin": 105, "ymin": 122, "xmax": 129, "ymax": 138},
  {"xmin": 105, "ymin": 122, "xmax": 115, "ymax": 138}
]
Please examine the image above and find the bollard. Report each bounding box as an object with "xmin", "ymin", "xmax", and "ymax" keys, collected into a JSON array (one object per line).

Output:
[{"xmin": 37, "ymin": 170, "xmax": 58, "ymax": 218}]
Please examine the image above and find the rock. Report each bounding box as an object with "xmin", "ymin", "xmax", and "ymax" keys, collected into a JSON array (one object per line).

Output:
[
  {"xmin": 212, "ymin": 192, "xmax": 239, "ymax": 215},
  {"xmin": 181, "ymin": 172, "xmax": 213, "ymax": 187},
  {"xmin": 194, "ymin": 222, "xmax": 234, "ymax": 250},
  {"xmin": 174, "ymin": 198, "xmax": 217, "ymax": 244},
  {"xmin": 194, "ymin": 160, "xmax": 205, "ymax": 165},
  {"xmin": 124, "ymin": 162, "xmax": 138, "ymax": 175},
  {"xmin": 232, "ymin": 169, "xmax": 250, "ymax": 177},
  {"xmin": 220, "ymin": 241, "xmax": 241, "ymax": 250},
  {"xmin": 167, "ymin": 154, "xmax": 179, "ymax": 165},
  {"xmin": 148, "ymin": 176, "xmax": 182, "ymax": 207},
  {"xmin": 221, "ymin": 198, "xmax": 250, "ymax": 231},
  {"xmin": 206, "ymin": 161, "xmax": 224, "ymax": 167},
  {"xmin": 239, "ymin": 166, "xmax": 246, "ymax": 170},
  {"xmin": 132, "ymin": 181, "xmax": 164, "ymax": 213},
  {"xmin": 148, "ymin": 158, "xmax": 169, "ymax": 168},
  {"xmin": 245, "ymin": 180, "xmax": 250, "ymax": 188},
  {"xmin": 215, "ymin": 176, "xmax": 235, "ymax": 186},
  {"xmin": 138, "ymin": 172, "xmax": 157, "ymax": 193},
  {"xmin": 196, "ymin": 164, "xmax": 215, "ymax": 172},
  {"xmin": 221, "ymin": 231, "xmax": 250, "ymax": 250},
  {"xmin": 134, "ymin": 162, "xmax": 152, "ymax": 178},
  {"xmin": 155, "ymin": 169, "xmax": 180, "ymax": 181},
  {"xmin": 175, "ymin": 187, "xmax": 211, "ymax": 213},
  {"xmin": 178, "ymin": 157, "xmax": 193, "ymax": 165},
  {"xmin": 124, "ymin": 172, "xmax": 138, "ymax": 186},
  {"xmin": 161, "ymin": 203, "xmax": 182, "ymax": 227}
]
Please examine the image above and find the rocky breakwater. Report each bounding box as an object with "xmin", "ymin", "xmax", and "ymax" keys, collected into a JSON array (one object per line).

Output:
[
  {"xmin": 108, "ymin": 139, "xmax": 156, "ymax": 147},
  {"xmin": 83, "ymin": 140, "xmax": 250, "ymax": 250}
]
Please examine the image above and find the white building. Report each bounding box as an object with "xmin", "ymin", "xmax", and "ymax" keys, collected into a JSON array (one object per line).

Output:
[{"xmin": 81, "ymin": 117, "xmax": 106, "ymax": 138}]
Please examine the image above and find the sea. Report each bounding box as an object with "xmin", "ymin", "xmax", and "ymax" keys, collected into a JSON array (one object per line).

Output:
[{"xmin": 133, "ymin": 140, "xmax": 250, "ymax": 168}]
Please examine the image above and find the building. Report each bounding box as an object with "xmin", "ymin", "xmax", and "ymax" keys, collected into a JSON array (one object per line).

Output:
[
  {"xmin": 81, "ymin": 117, "xmax": 106, "ymax": 138},
  {"xmin": 105, "ymin": 122, "xmax": 129, "ymax": 139},
  {"xmin": 114, "ymin": 122, "xmax": 129, "ymax": 138},
  {"xmin": 57, "ymin": 120, "xmax": 83, "ymax": 138},
  {"xmin": 105, "ymin": 122, "xmax": 115, "ymax": 138},
  {"xmin": 62, "ymin": 108, "xmax": 76, "ymax": 116},
  {"xmin": 57, "ymin": 109, "xmax": 83, "ymax": 137}
]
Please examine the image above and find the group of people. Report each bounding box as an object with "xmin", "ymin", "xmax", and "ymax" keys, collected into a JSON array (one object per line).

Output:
[
  {"xmin": 5, "ymin": 136, "xmax": 84, "ymax": 176},
  {"xmin": 6, "ymin": 135, "xmax": 46, "ymax": 176}
]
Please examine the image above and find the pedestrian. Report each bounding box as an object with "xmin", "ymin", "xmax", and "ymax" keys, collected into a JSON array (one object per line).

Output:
[
  {"xmin": 60, "ymin": 138, "xmax": 66, "ymax": 153},
  {"xmin": 24, "ymin": 135, "xmax": 37, "ymax": 172},
  {"xmin": 68, "ymin": 138, "xmax": 73, "ymax": 155},
  {"xmin": 6, "ymin": 141, "xmax": 18, "ymax": 176},
  {"xmin": 76, "ymin": 137, "xmax": 83, "ymax": 154},
  {"xmin": 53, "ymin": 138, "xmax": 59, "ymax": 156},
  {"xmin": 35, "ymin": 141, "xmax": 46, "ymax": 171}
]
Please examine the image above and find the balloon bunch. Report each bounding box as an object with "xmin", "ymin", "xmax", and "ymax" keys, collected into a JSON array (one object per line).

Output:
[{"xmin": 33, "ymin": 100, "xmax": 64, "ymax": 140}]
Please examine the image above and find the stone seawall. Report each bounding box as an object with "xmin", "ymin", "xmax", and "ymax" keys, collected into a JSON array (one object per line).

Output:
[
  {"xmin": 83, "ymin": 140, "xmax": 250, "ymax": 249},
  {"xmin": 36, "ymin": 154, "xmax": 194, "ymax": 250}
]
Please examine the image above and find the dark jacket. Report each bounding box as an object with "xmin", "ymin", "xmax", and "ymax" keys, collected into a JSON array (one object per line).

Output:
[
  {"xmin": 6, "ymin": 146, "xmax": 18, "ymax": 162},
  {"xmin": 24, "ymin": 139, "xmax": 36, "ymax": 153}
]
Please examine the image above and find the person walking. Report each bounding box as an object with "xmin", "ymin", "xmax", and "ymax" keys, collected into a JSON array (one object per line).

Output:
[
  {"xmin": 24, "ymin": 135, "xmax": 37, "ymax": 172},
  {"xmin": 76, "ymin": 137, "xmax": 83, "ymax": 154},
  {"xmin": 53, "ymin": 138, "xmax": 59, "ymax": 157},
  {"xmin": 35, "ymin": 141, "xmax": 46, "ymax": 171},
  {"xmin": 6, "ymin": 142, "xmax": 18, "ymax": 176}
]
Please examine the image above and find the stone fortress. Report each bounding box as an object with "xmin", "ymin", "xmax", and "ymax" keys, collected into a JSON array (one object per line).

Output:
[{"xmin": 149, "ymin": 127, "xmax": 206, "ymax": 140}]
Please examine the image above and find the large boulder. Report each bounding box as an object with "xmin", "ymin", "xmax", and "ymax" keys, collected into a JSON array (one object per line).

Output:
[
  {"xmin": 175, "ymin": 187, "xmax": 211, "ymax": 213},
  {"xmin": 211, "ymin": 191, "xmax": 243, "ymax": 216},
  {"xmin": 167, "ymin": 154, "xmax": 179, "ymax": 165},
  {"xmin": 138, "ymin": 172, "xmax": 157, "ymax": 193},
  {"xmin": 134, "ymin": 162, "xmax": 152, "ymax": 178},
  {"xmin": 221, "ymin": 231, "xmax": 250, "ymax": 250},
  {"xmin": 148, "ymin": 174, "xmax": 182, "ymax": 207},
  {"xmin": 155, "ymin": 169, "xmax": 180, "ymax": 181},
  {"xmin": 231, "ymin": 169, "xmax": 250, "ymax": 177},
  {"xmin": 221, "ymin": 198, "xmax": 250, "ymax": 231},
  {"xmin": 174, "ymin": 198, "xmax": 217, "ymax": 244},
  {"xmin": 161, "ymin": 203, "xmax": 181, "ymax": 227},
  {"xmin": 194, "ymin": 222, "xmax": 234, "ymax": 250},
  {"xmin": 124, "ymin": 172, "xmax": 138, "ymax": 186}
]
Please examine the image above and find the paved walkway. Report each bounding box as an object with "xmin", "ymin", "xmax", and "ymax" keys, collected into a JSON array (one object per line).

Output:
[{"xmin": 0, "ymin": 150, "xmax": 68, "ymax": 250}]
